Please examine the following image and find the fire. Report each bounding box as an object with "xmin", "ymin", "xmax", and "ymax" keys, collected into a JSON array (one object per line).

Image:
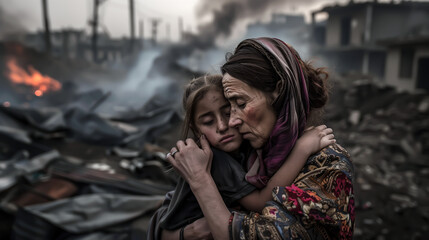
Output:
[{"xmin": 6, "ymin": 58, "xmax": 61, "ymax": 97}]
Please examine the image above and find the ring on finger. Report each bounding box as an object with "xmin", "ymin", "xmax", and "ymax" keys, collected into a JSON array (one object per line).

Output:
[{"xmin": 171, "ymin": 150, "xmax": 179, "ymax": 157}]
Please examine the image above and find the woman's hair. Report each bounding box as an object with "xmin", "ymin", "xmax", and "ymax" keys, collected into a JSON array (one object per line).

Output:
[
  {"xmin": 181, "ymin": 74, "xmax": 223, "ymax": 139},
  {"xmin": 221, "ymin": 44, "xmax": 329, "ymax": 114}
]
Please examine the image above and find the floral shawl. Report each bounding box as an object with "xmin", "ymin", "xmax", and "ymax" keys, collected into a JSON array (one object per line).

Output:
[{"xmin": 230, "ymin": 143, "xmax": 355, "ymax": 240}]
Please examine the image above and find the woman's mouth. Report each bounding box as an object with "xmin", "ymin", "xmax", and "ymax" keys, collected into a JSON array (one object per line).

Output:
[
  {"xmin": 220, "ymin": 135, "xmax": 235, "ymax": 143},
  {"xmin": 242, "ymin": 132, "xmax": 251, "ymax": 139}
]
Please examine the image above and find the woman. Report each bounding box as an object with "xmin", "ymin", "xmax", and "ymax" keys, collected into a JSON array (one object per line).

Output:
[{"xmin": 167, "ymin": 38, "xmax": 354, "ymax": 239}]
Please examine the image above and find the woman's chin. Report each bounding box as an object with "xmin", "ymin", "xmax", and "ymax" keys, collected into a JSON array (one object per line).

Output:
[
  {"xmin": 249, "ymin": 140, "xmax": 264, "ymax": 149},
  {"xmin": 218, "ymin": 141, "xmax": 242, "ymax": 153}
]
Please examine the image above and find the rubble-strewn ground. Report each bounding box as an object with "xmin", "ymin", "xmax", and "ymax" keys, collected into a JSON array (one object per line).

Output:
[{"xmin": 325, "ymin": 79, "xmax": 429, "ymax": 239}]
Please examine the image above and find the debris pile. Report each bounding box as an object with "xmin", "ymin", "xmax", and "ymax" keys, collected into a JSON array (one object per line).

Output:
[
  {"xmin": 0, "ymin": 95, "xmax": 182, "ymax": 239},
  {"xmin": 325, "ymin": 80, "xmax": 429, "ymax": 239}
]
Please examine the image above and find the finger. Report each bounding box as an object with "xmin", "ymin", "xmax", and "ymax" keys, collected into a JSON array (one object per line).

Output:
[
  {"xmin": 305, "ymin": 126, "xmax": 315, "ymax": 131},
  {"xmin": 170, "ymin": 147, "xmax": 178, "ymax": 153},
  {"xmin": 185, "ymin": 138, "xmax": 197, "ymax": 147},
  {"xmin": 200, "ymin": 135, "xmax": 211, "ymax": 153},
  {"xmin": 323, "ymin": 128, "xmax": 333, "ymax": 134},
  {"xmin": 316, "ymin": 124, "xmax": 327, "ymax": 130},
  {"xmin": 322, "ymin": 134, "xmax": 336, "ymax": 141},
  {"xmin": 176, "ymin": 140, "xmax": 186, "ymax": 151},
  {"xmin": 166, "ymin": 153, "xmax": 176, "ymax": 166}
]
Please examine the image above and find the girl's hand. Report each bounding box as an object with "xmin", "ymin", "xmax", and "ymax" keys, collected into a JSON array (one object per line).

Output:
[
  {"xmin": 296, "ymin": 125, "xmax": 335, "ymax": 156},
  {"xmin": 166, "ymin": 135, "xmax": 213, "ymax": 185}
]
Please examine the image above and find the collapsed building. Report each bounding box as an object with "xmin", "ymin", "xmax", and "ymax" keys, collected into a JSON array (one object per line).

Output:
[{"xmin": 311, "ymin": 0, "xmax": 429, "ymax": 92}]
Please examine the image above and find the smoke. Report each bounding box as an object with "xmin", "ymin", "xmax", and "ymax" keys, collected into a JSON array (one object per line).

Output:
[
  {"xmin": 0, "ymin": 6, "xmax": 27, "ymax": 40},
  {"xmin": 105, "ymin": 0, "xmax": 338, "ymax": 113},
  {"xmin": 195, "ymin": 0, "xmax": 320, "ymax": 45}
]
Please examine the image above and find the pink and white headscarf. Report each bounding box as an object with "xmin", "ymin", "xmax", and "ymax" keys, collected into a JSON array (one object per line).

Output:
[{"xmin": 237, "ymin": 38, "xmax": 310, "ymax": 188}]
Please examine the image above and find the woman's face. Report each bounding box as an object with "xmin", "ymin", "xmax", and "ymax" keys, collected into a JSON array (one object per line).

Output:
[
  {"xmin": 222, "ymin": 73, "xmax": 277, "ymax": 149},
  {"xmin": 194, "ymin": 88, "xmax": 243, "ymax": 153}
]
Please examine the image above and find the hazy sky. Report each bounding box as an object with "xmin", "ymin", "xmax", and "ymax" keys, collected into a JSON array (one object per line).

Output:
[
  {"xmin": 0, "ymin": 0, "xmax": 200, "ymax": 41},
  {"xmin": 2, "ymin": 0, "xmax": 427, "ymax": 42}
]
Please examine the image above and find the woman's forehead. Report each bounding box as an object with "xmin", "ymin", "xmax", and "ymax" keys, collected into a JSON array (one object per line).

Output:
[{"xmin": 223, "ymin": 74, "xmax": 244, "ymax": 91}]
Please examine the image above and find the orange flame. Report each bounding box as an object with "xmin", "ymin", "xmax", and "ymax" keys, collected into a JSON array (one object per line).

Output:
[{"xmin": 6, "ymin": 58, "xmax": 61, "ymax": 97}]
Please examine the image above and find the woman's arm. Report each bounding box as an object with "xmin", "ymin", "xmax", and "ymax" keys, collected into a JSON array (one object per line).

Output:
[
  {"xmin": 167, "ymin": 136, "xmax": 231, "ymax": 240},
  {"xmin": 238, "ymin": 125, "xmax": 335, "ymax": 212}
]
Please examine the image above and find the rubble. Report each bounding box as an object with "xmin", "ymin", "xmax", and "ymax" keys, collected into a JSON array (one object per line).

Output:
[{"xmin": 326, "ymin": 80, "xmax": 429, "ymax": 239}]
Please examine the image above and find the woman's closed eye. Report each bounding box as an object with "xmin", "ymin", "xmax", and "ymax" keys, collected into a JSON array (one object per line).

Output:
[{"xmin": 236, "ymin": 99, "xmax": 246, "ymax": 109}]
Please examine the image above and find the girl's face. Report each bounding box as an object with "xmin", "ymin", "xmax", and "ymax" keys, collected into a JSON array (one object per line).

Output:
[{"xmin": 194, "ymin": 88, "xmax": 242, "ymax": 153}]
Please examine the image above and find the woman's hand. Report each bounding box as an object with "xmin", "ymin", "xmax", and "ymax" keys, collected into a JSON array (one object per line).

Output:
[
  {"xmin": 296, "ymin": 125, "xmax": 335, "ymax": 156},
  {"xmin": 167, "ymin": 135, "xmax": 231, "ymax": 240},
  {"xmin": 167, "ymin": 135, "xmax": 213, "ymax": 186},
  {"xmin": 161, "ymin": 218, "xmax": 213, "ymax": 240},
  {"xmin": 184, "ymin": 218, "xmax": 214, "ymax": 240}
]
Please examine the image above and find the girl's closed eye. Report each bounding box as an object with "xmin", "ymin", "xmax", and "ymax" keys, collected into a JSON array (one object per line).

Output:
[
  {"xmin": 201, "ymin": 118, "xmax": 214, "ymax": 126},
  {"xmin": 203, "ymin": 121, "xmax": 214, "ymax": 126}
]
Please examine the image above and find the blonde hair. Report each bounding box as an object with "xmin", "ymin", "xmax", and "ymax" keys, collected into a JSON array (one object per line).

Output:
[{"xmin": 181, "ymin": 74, "xmax": 223, "ymax": 139}]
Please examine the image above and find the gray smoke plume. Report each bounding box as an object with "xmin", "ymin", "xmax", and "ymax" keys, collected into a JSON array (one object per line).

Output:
[
  {"xmin": 195, "ymin": 0, "xmax": 319, "ymax": 45},
  {"xmin": 0, "ymin": 6, "xmax": 27, "ymax": 40}
]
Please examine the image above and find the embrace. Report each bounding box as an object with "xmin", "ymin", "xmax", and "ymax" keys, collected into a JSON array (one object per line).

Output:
[{"xmin": 148, "ymin": 37, "xmax": 355, "ymax": 240}]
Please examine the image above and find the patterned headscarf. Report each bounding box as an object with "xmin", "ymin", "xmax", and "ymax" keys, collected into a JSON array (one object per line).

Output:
[{"xmin": 236, "ymin": 38, "xmax": 310, "ymax": 188}]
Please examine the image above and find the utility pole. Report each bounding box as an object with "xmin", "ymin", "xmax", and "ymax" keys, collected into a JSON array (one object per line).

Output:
[
  {"xmin": 150, "ymin": 18, "xmax": 161, "ymax": 46},
  {"xmin": 178, "ymin": 17, "xmax": 183, "ymax": 41},
  {"xmin": 129, "ymin": 0, "xmax": 135, "ymax": 52},
  {"xmin": 166, "ymin": 23, "xmax": 170, "ymax": 42},
  {"xmin": 139, "ymin": 19, "xmax": 144, "ymax": 49},
  {"xmin": 91, "ymin": 0, "xmax": 100, "ymax": 63},
  {"xmin": 41, "ymin": 0, "xmax": 51, "ymax": 53}
]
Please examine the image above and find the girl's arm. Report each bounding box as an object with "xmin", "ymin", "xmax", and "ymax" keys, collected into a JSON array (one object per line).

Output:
[{"xmin": 238, "ymin": 125, "xmax": 335, "ymax": 212}]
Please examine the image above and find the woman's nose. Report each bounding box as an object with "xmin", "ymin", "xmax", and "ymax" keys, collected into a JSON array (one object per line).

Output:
[{"xmin": 228, "ymin": 114, "xmax": 242, "ymax": 128}]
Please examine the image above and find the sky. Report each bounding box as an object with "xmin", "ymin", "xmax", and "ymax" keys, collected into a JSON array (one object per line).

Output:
[
  {"xmin": 0, "ymin": 0, "xmax": 200, "ymax": 42},
  {"xmin": 2, "ymin": 0, "xmax": 427, "ymax": 43}
]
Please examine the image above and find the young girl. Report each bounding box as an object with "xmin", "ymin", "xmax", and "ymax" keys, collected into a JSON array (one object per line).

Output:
[{"xmin": 148, "ymin": 75, "xmax": 335, "ymax": 240}]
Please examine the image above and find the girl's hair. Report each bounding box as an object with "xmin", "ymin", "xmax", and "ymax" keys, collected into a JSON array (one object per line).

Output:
[
  {"xmin": 181, "ymin": 74, "xmax": 223, "ymax": 139},
  {"xmin": 221, "ymin": 44, "xmax": 329, "ymax": 114}
]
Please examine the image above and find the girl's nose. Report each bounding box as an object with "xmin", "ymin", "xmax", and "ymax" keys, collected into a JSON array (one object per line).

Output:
[{"xmin": 217, "ymin": 119, "xmax": 228, "ymax": 133}]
